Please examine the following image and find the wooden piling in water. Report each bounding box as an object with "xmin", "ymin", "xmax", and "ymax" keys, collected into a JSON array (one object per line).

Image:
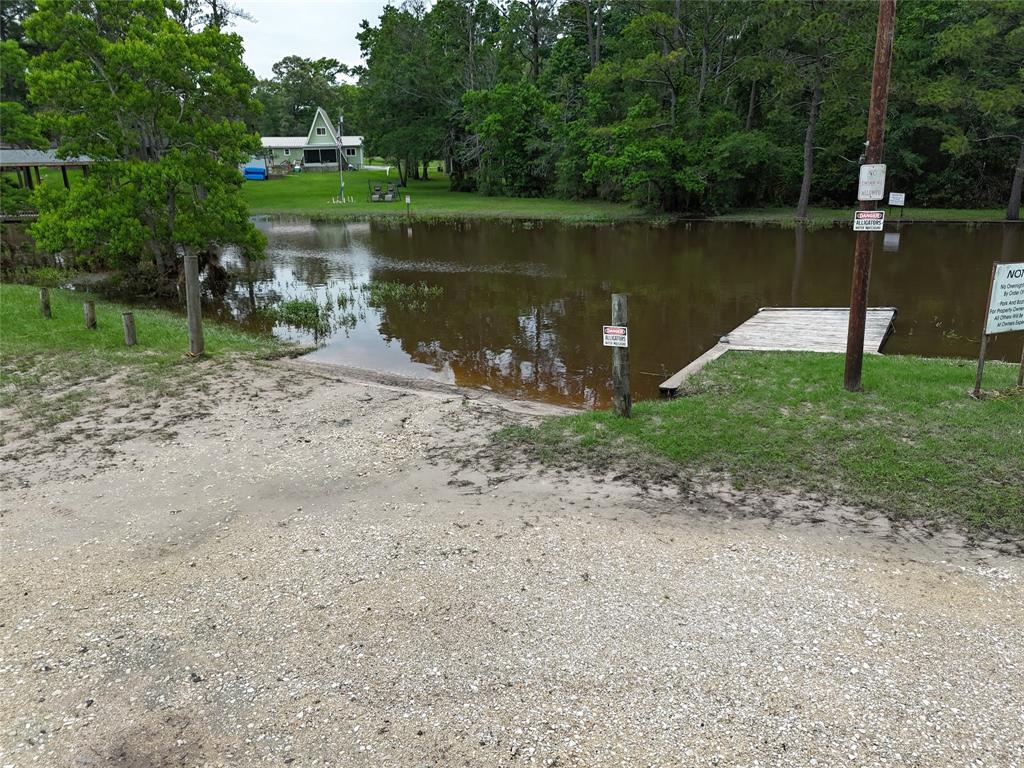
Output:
[
  {"xmin": 39, "ymin": 287, "xmax": 51, "ymax": 318},
  {"xmin": 122, "ymin": 311, "xmax": 137, "ymax": 346},
  {"xmin": 83, "ymin": 300, "xmax": 96, "ymax": 329}
]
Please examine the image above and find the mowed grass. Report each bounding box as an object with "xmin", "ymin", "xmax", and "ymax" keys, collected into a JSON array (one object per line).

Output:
[
  {"xmin": 498, "ymin": 351, "xmax": 1024, "ymax": 535},
  {"xmin": 1, "ymin": 283, "xmax": 276, "ymax": 364},
  {"xmin": 0, "ymin": 283, "xmax": 282, "ymax": 429},
  {"xmin": 242, "ymin": 169, "xmax": 642, "ymax": 223}
]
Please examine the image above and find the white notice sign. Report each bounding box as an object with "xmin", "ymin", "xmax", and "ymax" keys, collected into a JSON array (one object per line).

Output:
[
  {"xmin": 888, "ymin": 191, "xmax": 906, "ymax": 206},
  {"xmin": 602, "ymin": 325, "xmax": 628, "ymax": 347},
  {"xmin": 985, "ymin": 262, "xmax": 1024, "ymax": 335},
  {"xmin": 853, "ymin": 210, "xmax": 885, "ymax": 231},
  {"xmin": 405, "ymin": 194, "xmax": 411, "ymax": 205},
  {"xmin": 858, "ymin": 164, "xmax": 887, "ymax": 201}
]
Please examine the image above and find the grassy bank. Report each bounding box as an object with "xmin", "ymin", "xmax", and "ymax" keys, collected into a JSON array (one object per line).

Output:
[
  {"xmin": 242, "ymin": 169, "xmax": 640, "ymax": 223},
  {"xmin": 498, "ymin": 351, "xmax": 1024, "ymax": 536},
  {"xmin": 1, "ymin": 283, "xmax": 282, "ymax": 436},
  {"xmin": 242, "ymin": 169, "xmax": 1009, "ymax": 226}
]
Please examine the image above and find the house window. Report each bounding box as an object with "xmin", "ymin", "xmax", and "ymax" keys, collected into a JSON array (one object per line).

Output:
[
  {"xmin": 345, "ymin": 148, "xmax": 356, "ymax": 157},
  {"xmin": 283, "ymin": 148, "xmax": 290, "ymax": 156},
  {"xmin": 316, "ymin": 127, "xmax": 327, "ymax": 136}
]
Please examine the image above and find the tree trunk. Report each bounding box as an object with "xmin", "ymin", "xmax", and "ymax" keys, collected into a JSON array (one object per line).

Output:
[
  {"xmin": 397, "ymin": 159, "xmax": 408, "ymax": 187},
  {"xmin": 745, "ymin": 80, "xmax": 758, "ymax": 130},
  {"xmin": 422, "ymin": 158, "xmax": 430, "ymax": 180},
  {"xmin": 1007, "ymin": 140, "xmax": 1024, "ymax": 221},
  {"xmin": 795, "ymin": 84, "xmax": 823, "ymax": 221},
  {"xmin": 528, "ymin": 0, "xmax": 541, "ymax": 81},
  {"xmin": 410, "ymin": 156, "xmax": 420, "ymax": 181}
]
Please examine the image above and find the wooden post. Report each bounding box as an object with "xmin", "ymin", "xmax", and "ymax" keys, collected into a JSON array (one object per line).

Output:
[
  {"xmin": 844, "ymin": 0, "xmax": 896, "ymax": 392},
  {"xmin": 33, "ymin": 166, "xmax": 41, "ymax": 185},
  {"xmin": 122, "ymin": 312, "xmax": 137, "ymax": 346},
  {"xmin": 611, "ymin": 293, "xmax": 631, "ymax": 418},
  {"xmin": 973, "ymin": 262, "xmax": 998, "ymax": 398},
  {"xmin": 973, "ymin": 334, "xmax": 989, "ymax": 398},
  {"xmin": 83, "ymin": 300, "xmax": 96, "ymax": 329},
  {"xmin": 39, "ymin": 287, "xmax": 51, "ymax": 318},
  {"xmin": 1017, "ymin": 342, "xmax": 1024, "ymax": 388},
  {"xmin": 61, "ymin": 165, "xmax": 70, "ymax": 189},
  {"xmin": 184, "ymin": 251, "xmax": 204, "ymax": 356}
]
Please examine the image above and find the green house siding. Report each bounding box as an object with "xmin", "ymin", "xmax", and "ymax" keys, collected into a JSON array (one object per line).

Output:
[{"xmin": 261, "ymin": 107, "xmax": 363, "ymax": 170}]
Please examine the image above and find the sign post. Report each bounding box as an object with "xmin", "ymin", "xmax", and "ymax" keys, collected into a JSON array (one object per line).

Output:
[
  {"xmin": 973, "ymin": 261, "xmax": 1024, "ymax": 397},
  {"xmin": 844, "ymin": 0, "xmax": 896, "ymax": 392},
  {"xmin": 888, "ymin": 191, "xmax": 906, "ymax": 223},
  {"xmin": 604, "ymin": 294, "xmax": 631, "ymax": 417}
]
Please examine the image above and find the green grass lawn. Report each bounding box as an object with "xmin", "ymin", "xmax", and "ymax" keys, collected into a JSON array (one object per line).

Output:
[
  {"xmin": 1, "ymin": 283, "xmax": 283, "ymax": 432},
  {"xmin": 497, "ymin": 351, "xmax": 1024, "ymax": 535},
  {"xmin": 242, "ymin": 169, "xmax": 647, "ymax": 223},
  {"xmin": 242, "ymin": 169, "xmax": 1010, "ymax": 226}
]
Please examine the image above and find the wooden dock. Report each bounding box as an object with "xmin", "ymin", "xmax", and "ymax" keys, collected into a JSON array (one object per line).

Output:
[{"xmin": 658, "ymin": 306, "xmax": 898, "ymax": 395}]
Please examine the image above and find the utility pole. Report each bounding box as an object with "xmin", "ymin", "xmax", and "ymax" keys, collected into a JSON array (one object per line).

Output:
[
  {"xmin": 337, "ymin": 112, "xmax": 345, "ymax": 203},
  {"xmin": 844, "ymin": 0, "xmax": 896, "ymax": 392}
]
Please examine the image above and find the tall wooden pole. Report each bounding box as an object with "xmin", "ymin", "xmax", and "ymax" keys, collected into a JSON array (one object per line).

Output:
[
  {"xmin": 844, "ymin": 0, "xmax": 896, "ymax": 392},
  {"xmin": 39, "ymin": 287, "xmax": 51, "ymax": 318},
  {"xmin": 611, "ymin": 293, "xmax": 631, "ymax": 418},
  {"xmin": 184, "ymin": 251, "xmax": 205, "ymax": 356}
]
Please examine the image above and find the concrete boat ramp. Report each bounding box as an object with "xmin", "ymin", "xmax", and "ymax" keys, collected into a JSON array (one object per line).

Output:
[{"xmin": 659, "ymin": 306, "xmax": 898, "ymax": 395}]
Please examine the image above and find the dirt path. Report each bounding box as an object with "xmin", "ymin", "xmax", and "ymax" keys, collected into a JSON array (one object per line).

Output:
[{"xmin": 2, "ymin": 358, "xmax": 1022, "ymax": 767}]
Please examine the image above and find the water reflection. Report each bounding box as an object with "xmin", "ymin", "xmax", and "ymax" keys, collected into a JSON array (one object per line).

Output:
[{"xmin": 208, "ymin": 217, "xmax": 1022, "ymax": 407}]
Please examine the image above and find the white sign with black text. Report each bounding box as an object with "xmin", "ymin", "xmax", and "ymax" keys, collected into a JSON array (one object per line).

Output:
[
  {"xmin": 858, "ymin": 164, "xmax": 887, "ymax": 201},
  {"xmin": 985, "ymin": 262, "xmax": 1024, "ymax": 335},
  {"xmin": 602, "ymin": 325, "xmax": 628, "ymax": 348},
  {"xmin": 853, "ymin": 210, "xmax": 885, "ymax": 231},
  {"xmin": 888, "ymin": 191, "xmax": 906, "ymax": 206}
]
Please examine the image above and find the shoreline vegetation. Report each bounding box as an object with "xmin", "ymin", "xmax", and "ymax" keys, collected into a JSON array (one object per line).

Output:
[
  {"xmin": 243, "ymin": 171, "xmax": 1015, "ymax": 227},
  {"xmin": 496, "ymin": 351, "xmax": 1024, "ymax": 537}
]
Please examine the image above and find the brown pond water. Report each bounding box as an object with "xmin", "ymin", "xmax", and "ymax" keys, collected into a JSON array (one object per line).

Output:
[{"xmin": 215, "ymin": 217, "xmax": 1022, "ymax": 408}]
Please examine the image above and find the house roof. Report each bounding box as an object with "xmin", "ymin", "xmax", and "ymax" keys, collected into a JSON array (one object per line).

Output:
[
  {"xmin": 306, "ymin": 106, "xmax": 338, "ymax": 145},
  {"xmin": 0, "ymin": 147, "xmax": 93, "ymax": 167},
  {"xmin": 260, "ymin": 135, "xmax": 364, "ymax": 149}
]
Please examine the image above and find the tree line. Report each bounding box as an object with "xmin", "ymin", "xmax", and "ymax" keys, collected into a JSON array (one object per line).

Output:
[{"xmin": 256, "ymin": 0, "xmax": 1020, "ymax": 219}]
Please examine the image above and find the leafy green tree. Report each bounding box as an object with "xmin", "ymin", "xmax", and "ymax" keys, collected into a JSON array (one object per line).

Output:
[
  {"xmin": 25, "ymin": 0, "xmax": 264, "ymax": 288},
  {"xmin": 255, "ymin": 56, "xmax": 359, "ymax": 137},
  {"xmin": 913, "ymin": 0, "xmax": 1024, "ymax": 219}
]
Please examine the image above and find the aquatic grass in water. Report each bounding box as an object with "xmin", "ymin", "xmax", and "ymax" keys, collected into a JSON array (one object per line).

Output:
[{"xmin": 361, "ymin": 281, "xmax": 443, "ymax": 311}]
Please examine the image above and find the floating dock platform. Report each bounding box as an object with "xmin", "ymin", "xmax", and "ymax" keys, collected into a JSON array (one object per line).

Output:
[{"xmin": 658, "ymin": 307, "xmax": 898, "ymax": 395}]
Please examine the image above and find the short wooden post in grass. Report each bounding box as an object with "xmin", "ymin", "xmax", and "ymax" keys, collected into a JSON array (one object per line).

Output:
[
  {"xmin": 39, "ymin": 287, "xmax": 51, "ymax": 318},
  {"xmin": 122, "ymin": 311, "xmax": 137, "ymax": 346},
  {"xmin": 83, "ymin": 300, "xmax": 96, "ymax": 329},
  {"xmin": 184, "ymin": 251, "xmax": 205, "ymax": 356},
  {"xmin": 1018, "ymin": 343, "xmax": 1024, "ymax": 388},
  {"xmin": 610, "ymin": 293, "xmax": 631, "ymax": 418}
]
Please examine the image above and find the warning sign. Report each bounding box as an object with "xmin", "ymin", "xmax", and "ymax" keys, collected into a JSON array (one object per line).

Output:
[
  {"xmin": 858, "ymin": 164, "xmax": 887, "ymax": 201},
  {"xmin": 985, "ymin": 262, "xmax": 1024, "ymax": 335},
  {"xmin": 602, "ymin": 325, "xmax": 628, "ymax": 347},
  {"xmin": 853, "ymin": 210, "xmax": 885, "ymax": 231}
]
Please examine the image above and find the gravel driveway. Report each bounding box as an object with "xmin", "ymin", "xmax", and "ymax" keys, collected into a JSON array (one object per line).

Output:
[{"xmin": 2, "ymin": 359, "xmax": 1021, "ymax": 767}]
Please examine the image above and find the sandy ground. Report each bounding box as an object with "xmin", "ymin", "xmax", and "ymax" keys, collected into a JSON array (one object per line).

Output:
[{"xmin": 1, "ymin": 358, "xmax": 1022, "ymax": 768}]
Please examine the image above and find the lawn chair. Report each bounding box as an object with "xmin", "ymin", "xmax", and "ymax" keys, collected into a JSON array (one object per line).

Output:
[
  {"xmin": 371, "ymin": 184, "xmax": 383, "ymax": 202},
  {"xmin": 384, "ymin": 183, "xmax": 397, "ymax": 202}
]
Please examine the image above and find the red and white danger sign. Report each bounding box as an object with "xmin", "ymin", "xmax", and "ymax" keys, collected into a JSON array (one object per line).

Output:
[
  {"xmin": 602, "ymin": 325, "xmax": 628, "ymax": 347},
  {"xmin": 853, "ymin": 210, "xmax": 885, "ymax": 231}
]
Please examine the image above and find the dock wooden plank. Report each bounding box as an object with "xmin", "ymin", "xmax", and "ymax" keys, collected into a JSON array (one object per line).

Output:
[{"xmin": 658, "ymin": 306, "xmax": 897, "ymax": 394}]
